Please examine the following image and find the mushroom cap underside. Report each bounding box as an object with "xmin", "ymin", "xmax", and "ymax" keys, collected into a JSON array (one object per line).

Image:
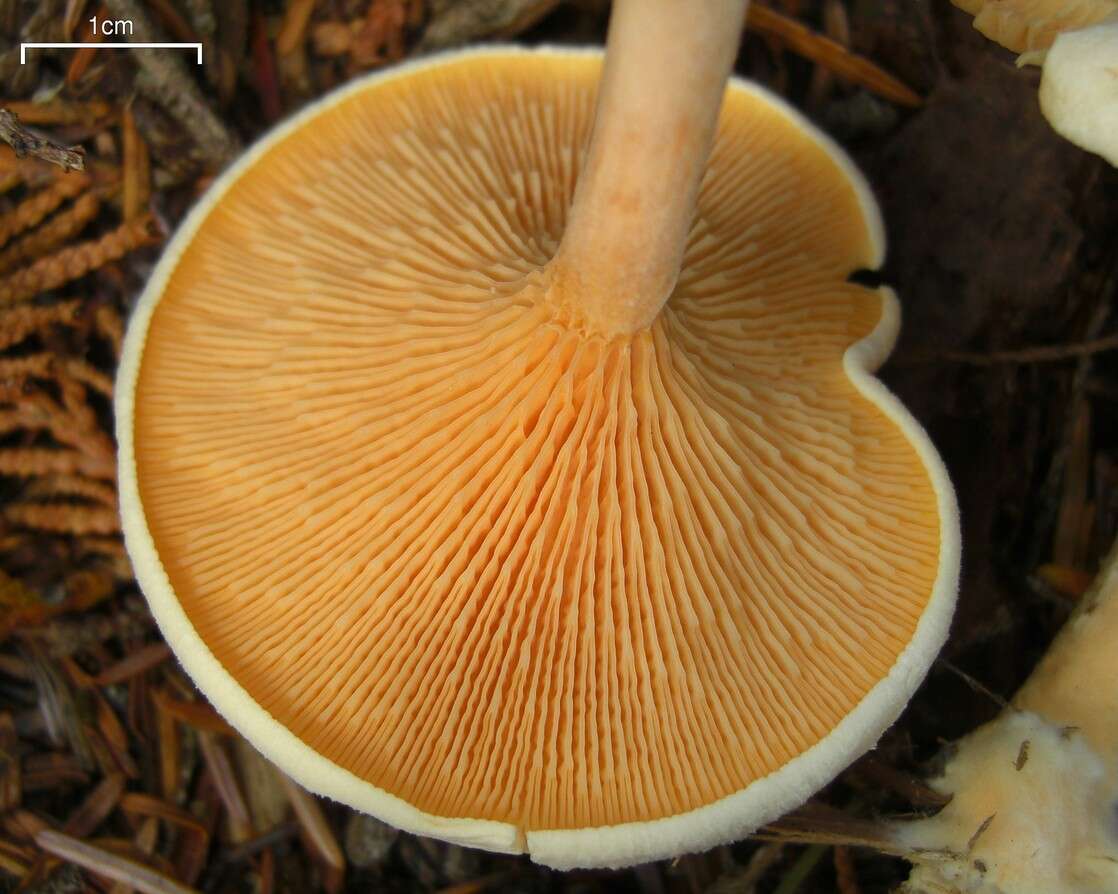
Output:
[{"xmin": 118, "ymin": 47, "xmax": 958, "ymax": 868}]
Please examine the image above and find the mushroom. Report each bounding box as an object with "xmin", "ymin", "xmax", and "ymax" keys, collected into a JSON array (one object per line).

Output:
[
  {"xmin": 1039, "ymin": 15, "xmax": 1118, "ymax": 167},
  {"xmin": 951, "ymin": 0, "xmax": 1118, "ymax": 165},
  {"xmin": 950, "ymin": 0, "xmax": 1117, "ymax": 61},
  {"xmin": 117, "ymin": 0, "xmax": 959, "ymax": 870},
  {"xmin": 896, "ymin": 538, "xmax": 1118, "ymax": 894}
]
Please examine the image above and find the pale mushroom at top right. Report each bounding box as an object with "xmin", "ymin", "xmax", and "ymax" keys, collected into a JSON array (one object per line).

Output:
[{"xmin": 953, "ymin": 0, "xmax": 1118, "ymax": 166}]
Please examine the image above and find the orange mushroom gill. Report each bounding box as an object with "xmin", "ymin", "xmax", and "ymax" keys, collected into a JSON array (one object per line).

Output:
[{"xmin": 130, "ymin": 52, "xmax": 943, "ymax": 836}]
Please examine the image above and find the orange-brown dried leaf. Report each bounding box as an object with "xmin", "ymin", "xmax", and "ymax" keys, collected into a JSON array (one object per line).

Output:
[
  {"xmin": 66, "ymin": 6, "xmax": 107, "ymax": 85},
  {"xmin": 0, "ymin": 173, "xmax": 90, "ymax": 249},
  {"xmin": 749, "ymin": 5, "xmax": 922, "ymax": 106},
  {"xmin": 62, "ymin": 772, "xmax": 126, "ymax": 837},
  {"xmin": 152, "ymin": 694, "xmax": 235, "ymax": 737},
  {"xmin": 92, "ymin": 691, "xmax": 140, "ymax": 778},
  {"xmin": 157, "ymin": 697, "xmax": 181, "ymax": 800},
  {"xmin": 0, "ymin": 193, "xmax": 100, "ymax": 276},
  {"xmin": 121, "ymin": 107, "xmax": 151, "ymax": 222},
  {"xmin": 199, "ymin": 732, "xmax": 253, "ymax": 843},
  {"xmin": 280, "ymin": 775, "xmax": 345, "ymax": 877},
  {"xmin": 277, "ymin": 0, "xmax": 318, "ymax": 56},
  {"xmin": 94, "ymin": 643, "xmax": 171, "ymax": 686},
  {"xmin": 1, "ymin": 101, "xmax": 115, "ymax": 128},
  {"xmin": 4, "ymin": 809, "xmax": 51, "ymax": 842},
  {"xmin": 1036, "ymin": 562, "xmax": 1094, "ymax": 599},
  {"xmin": 120, "ymin": 793, "xmax": 210, "ymax": 839},
  {"xmin": 0, "ymin": 837, "xmax": 32, "ymax": 878}
]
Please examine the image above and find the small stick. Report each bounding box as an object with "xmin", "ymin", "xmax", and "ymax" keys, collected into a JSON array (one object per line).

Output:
[
  {"xmin": 0, "ymin": 110, "xmax": 85, "ymax": 173},
  {"xmin": 153, "ymin": 694, "xmax": 235, "ymax": 736},
  {"xmin": 105, "ymin": 0, "xmax": 240, "ymax": 167},
  {"xmin": 35, "ymin": 829, "xmax": 200, "ymax": 894},
  {"xmin": 122, "ymin": 106, "xmax": 151, "ymax": 221},
  {"xmin": 66, "ymin": 7, "xmax": 107, "ymax": 85},
  {"xmin": 0, "ymin": 101, "xmax": 115, "ymax": 128},
  {"xmin": 198, "ymin": 733, "xmax": 253, "ymax": 844},
  {"xmin": 276, "ymin": 0, "xmax": 316, "ymax": 56},
  {"xmin": 62, "ymin": 772, "xmax": 126, "ymax": 837},
  {"xmin": 936, "ymin": 658, "xmax": 1009, "ymax": 709},
  {"xmin": 747, "ymin": 4, "xmax": 923, "ymax": 108}
]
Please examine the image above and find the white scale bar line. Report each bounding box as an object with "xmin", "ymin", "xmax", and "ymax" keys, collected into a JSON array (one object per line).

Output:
[{"xmin": 21, "ymin": 43, "xmax": 203, "ymax": 64}]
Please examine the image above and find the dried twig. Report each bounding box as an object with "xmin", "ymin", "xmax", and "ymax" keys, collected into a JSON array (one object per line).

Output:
[
  {"xmin": 35, "ymin": 829, "xmax": 200, "ymax": 894},
  {"xmin": 104, "ymin": 0, "xmax": 240, "ymax": 167},
  {"xmin": 748, "ymin": 4, "xmax": 923, "ymax": 107},
  {"xmin": 0, "ymin": 110, "xmax": 85, "ymax": 173},
  {"xmin": 419, "ymin": 0, "xmax": 553, "ymax": 51}
]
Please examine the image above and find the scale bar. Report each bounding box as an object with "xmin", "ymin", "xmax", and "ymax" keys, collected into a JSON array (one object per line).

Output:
[{"xmin": 21, "ymin": 43, "xmax": 203, "ymax": 64}]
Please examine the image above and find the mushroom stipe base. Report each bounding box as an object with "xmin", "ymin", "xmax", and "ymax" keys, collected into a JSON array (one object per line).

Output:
[{"xmin": 117, "ymin": 46, "xmax": 960, "ymax": 869}]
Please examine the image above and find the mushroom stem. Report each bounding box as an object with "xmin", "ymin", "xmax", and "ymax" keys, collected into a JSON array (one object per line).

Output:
[{"xmin": 548, "ymin": 0, "xmax": 749, "ymax": 336}]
